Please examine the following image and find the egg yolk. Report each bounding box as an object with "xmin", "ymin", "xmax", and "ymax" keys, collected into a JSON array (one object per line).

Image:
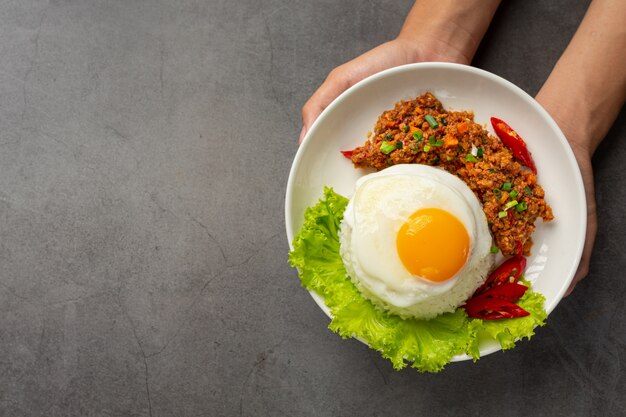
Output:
[{"xmin": 396, "ymin": 208, "xmax": 470, "ymax": 282}]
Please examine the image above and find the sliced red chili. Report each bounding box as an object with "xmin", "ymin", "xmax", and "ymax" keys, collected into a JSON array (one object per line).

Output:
[
  {"xmin": 340, "ymin": 150, "xmax": 354, "ymax": 159},
  {"xmin": 464, "ymin": 297, "xmax": 530, "ymax": 320},
  {"xmin": 490, "ymin": 117, "xmax": 537, "ymax": 174},
  {"xmin": 474, "ymin": 255, "xmax": 526, "ymax": 296},
  {"xmin": 474, "ymin": 282, "xmax": 528, "ymax": 303}
]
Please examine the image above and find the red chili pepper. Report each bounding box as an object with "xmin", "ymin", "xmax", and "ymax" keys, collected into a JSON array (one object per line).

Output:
[
  {"xmin": 464, "ymin": 297, "xmax": 530, "ymax": 320},
  {"xmin": 340, "ymin": 150, "xmax": 354, "ymax": 159},
  {"xmin": 474, "ymin": 255, "xmax": 526, "ymax": 296},
  {"xmin": 490, "ymin": 117, "xmax": 537, "ymax": 174},
  {"xmin": 474, "ymin": 282, "xmax": 528, "ymax": 303}
]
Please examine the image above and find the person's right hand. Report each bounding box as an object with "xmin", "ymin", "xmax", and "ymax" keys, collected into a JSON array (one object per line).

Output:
[
  {"xmin": 299, "ymin": 38, "xmax": 469, "ymax": 143},
  {"xmin": 566, "ymin": 142, "xmax": 597, "ymax": 296},
  {"xmin": 534, "ymin": 0, "xmax": 626, "ymax": 296},
  {"xmin": 538, "ymin": 103, "xmax": 598, "ymax": 296}
]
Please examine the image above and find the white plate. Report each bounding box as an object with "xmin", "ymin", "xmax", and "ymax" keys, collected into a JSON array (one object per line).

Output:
[{"xmin": 285, "ymin": 63, "xmax": 586, "ymax": 361}]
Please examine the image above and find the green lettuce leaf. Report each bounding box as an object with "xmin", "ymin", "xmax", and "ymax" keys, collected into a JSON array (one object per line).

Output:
[
  {"xmin": 473, "ymin": 280, "xmax": 547, "ymax": 350},
  {"xmin": 288, "ymin": 187, "xmax": 547, "ymax": 373}
]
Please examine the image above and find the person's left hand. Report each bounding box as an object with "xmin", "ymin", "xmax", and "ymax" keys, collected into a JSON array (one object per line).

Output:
[{"xmin": 299, "ymin": 37, "xmax": 470, "ymax": 143}]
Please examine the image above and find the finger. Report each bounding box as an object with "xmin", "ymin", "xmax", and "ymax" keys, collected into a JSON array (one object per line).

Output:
[
  {"xmin": 564, "ymin": 184, "xmax": 597, "ymax": 297},
  {"xmin": 565, "ymin": 213, "xmax": 597, "ymax": 296},
  {"xmin": 298, "ymin": 126, "xmax": 307, "ymax": 144},
  {"xmin": 299, "ymin": 41, "xmax": 412, "ymax": 144},
  {"xmin": 301, "ymin": 69, "xmax": 350, "ymax": 135}
]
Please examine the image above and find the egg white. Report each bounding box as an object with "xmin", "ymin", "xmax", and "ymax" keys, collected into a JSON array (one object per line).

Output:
[{"xmin": 339, "ymin": 164, "xmax": 494, "ymax": 319}]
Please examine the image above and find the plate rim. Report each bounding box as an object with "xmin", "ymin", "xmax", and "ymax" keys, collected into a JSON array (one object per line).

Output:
[{"xmin": 285, "ymin": 62, "xmax": 587, "ymax": 361}]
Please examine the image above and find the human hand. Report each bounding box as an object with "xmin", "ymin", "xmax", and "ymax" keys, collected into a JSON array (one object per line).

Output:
[
  {"xmin": 299, "ymin": 38, "xmax": 468, "ymax": 143},
  {"xmin": 566, "ymin": 141, "xmax": 597, "ymax": 296},
  {"xmin": 299, "ymin": 0, "xmax": 502, "ymax": 143},
  {"xmin": 539, "ymin": 107, "xmax": 597, "ymax": 296},
  {"xmin": 534, "ymin": 0, "xmax": 626, "ymax": 296}
]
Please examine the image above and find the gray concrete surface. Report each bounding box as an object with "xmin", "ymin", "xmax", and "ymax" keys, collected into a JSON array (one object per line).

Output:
[{"xmin": 0, "ymin": 0, "xmax": 624, "ymax": 416}]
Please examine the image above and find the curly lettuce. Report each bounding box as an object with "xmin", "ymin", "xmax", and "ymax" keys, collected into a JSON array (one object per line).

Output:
[{"xmin": 289, "ymin": 187, "xmax": 547, "ymax": 373}]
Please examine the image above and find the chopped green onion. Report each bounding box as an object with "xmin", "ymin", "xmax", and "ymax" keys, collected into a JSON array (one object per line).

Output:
[
  {"xmin": 395, "ymin": 141, "xmax": 403, "ymax": 149},
  {"xmin": 385, "ymin": 134, "xmax": 393, "ymax": 140},
  {"xmin": 493, "ymin": 188, "xmax": 501, "ymax": 197},
  {"xmin": 403, "ymin": 125, "xmax": 410, "ymax": 133},
  {"xmin": 465, "ymin": 154, "xmax": 479, "ymax": 162},
  {"xmin": 477, "ymin": 148, "xmax": 484, "ymax": 158},
  {"xmin": 509, "ymin": 190, "xmax": 518, "ymax": 199},
  {"xmin": 446, "ymin": 155, "xmax": 453, "ymax": 161},
  {"xmin": 428, "ymin": 135, "xmax": 436, "ymax": 145},
  {"xmin": 502, "ymin": 182, "xmax": 512, "ymax": 191},
  {"xmin": 380, "ymin": 141, "xmax": 395, "ymax": 154},
  {"xmin": 516, "ymin": 202, "xmax": 528, "ymax": 212},
  {"xmin": 425, "ymin": 114, "xmax": 439, "ymax": 128},
  {"xmin": 504, "ymin": 200, "xmax": 519, "ymax": 209},
  {"xmin": 490, "ymin": 246, "xmax": 499, "ymax": 254},
  {"xmin": 413, "ymin": 131, "xmax": 423, "ymax": 141},
  {"xmin": 524, "ymin": 186, "xmax": 532, "ymax": 195},
  {"xmin": 433, "ymin": 139, "xmax": 444, "ymax": 147},
  {"xmin": 440, "ymin": 117, "xmax": 447, "ymax": 125},
  {"xmin": 429, "ymin": 157, "xmax": 440, "ymax": 164},
  {"xmin": 488, "ymin": 169, "xmax": 498, "ymax": 173},
  {"xmin": 498, "ymin": 211, "xmax": 507, "ymax": 218},
  {"xmin": 423, "ymin": 145, "xmax": 431, "ymax": 152}
]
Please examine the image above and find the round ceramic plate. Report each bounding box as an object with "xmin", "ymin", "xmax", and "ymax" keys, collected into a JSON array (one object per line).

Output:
[{"xmin": 285, "ymin": 63, "xmax": 586, "ymax": 361}]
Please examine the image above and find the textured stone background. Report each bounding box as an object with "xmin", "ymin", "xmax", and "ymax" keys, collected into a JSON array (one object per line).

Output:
[{"xmin": 0, "ymin": 0, "xmax": 624, "ymax": 416}]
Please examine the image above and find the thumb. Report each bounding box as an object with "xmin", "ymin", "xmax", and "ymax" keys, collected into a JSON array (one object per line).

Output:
[{"xmin": 300, "ymin": 69, "xmax": 350, "ymax": 143}]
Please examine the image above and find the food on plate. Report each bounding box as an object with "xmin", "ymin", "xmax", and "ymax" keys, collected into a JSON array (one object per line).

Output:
[
  {"xmin": 339, "ymin": 164, "xmax": 494, "ymax": 319},
  {"xmin": 490, "ymin": 117, "xmax": 537, "ymax": 174},
  {"xmin": 289, "ymin": 188, "xmax": 547, "ymax": 373},
  {"xmin": 463, "ymin": 252, "xmax": 531, "ymax": 320},
  {"xmin": 289, "ymin": 92, "xmax": 551, "ymax": 372},
  {"xmin": 341, "ymin": 92, "xmax": 553, "ymax": 256}
]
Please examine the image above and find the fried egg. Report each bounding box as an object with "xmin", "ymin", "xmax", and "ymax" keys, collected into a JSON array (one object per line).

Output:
[{"xmin": 338, "ymin": 164, "xmax": 494, "ymax": 319}]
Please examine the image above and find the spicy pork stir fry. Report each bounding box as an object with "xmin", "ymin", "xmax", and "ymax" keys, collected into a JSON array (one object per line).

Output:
[{"xmin": 342, "ymin": 92, "xmax": 553, "ymax": 256}]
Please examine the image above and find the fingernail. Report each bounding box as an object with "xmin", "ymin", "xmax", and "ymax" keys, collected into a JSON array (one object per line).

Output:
[{"xmin": 299, "ymin": 126, "xmax": 307, "ymax": 144}]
